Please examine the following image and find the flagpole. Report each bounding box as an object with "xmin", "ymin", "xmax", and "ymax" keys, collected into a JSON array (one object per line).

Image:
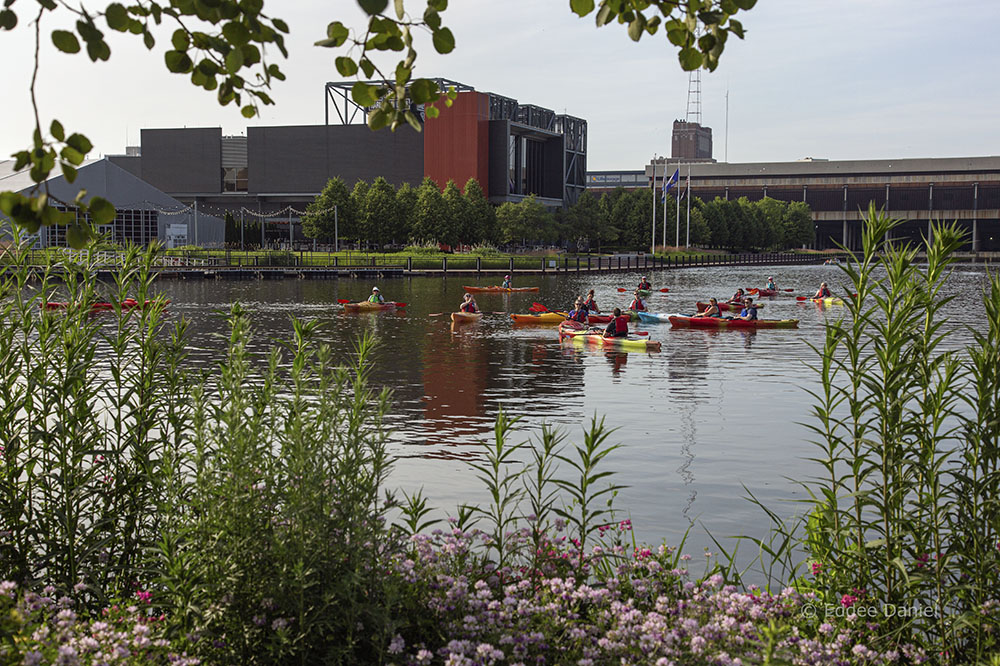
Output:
[
  {"xmin": 685, "ymin": 166, "xmax": 691, "ymax": 248},
  {"xmin": 650, "ymin": 160, "xmax": 656, "ymax": 256},
  {"xmin": 675, "ymin": 161, "xmax": 681, "ymax": 248}
]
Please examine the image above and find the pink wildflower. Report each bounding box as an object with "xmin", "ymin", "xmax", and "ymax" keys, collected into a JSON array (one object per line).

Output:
[{"xmin": 841, "ymin": 594, "xmax": 858, "ymax": 608}]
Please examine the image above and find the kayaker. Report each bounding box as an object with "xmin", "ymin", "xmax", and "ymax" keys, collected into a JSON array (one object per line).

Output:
[
  {"xmin": 766, "ymin": 276, "xmax": 777, "ymax": 291},
  {"xmin": 583, "ymin": 289, "xmax": 600, "ymax": 313},
  {"xmin": 566, "ymin": 298, "xmax": 588, "ymax": 323},
  {"xmin": 501, "ymin": 274, "xmax": 512, "ymax": 289},
  {"xmin": 628, "ymin": 290, "xmax": 646, "ymax": 312},
  {"xmin": 734, "ymin": 297, "xmax": 758, "ymax": 321},
  {"xmin": 695, "ymin": 298, "xmax": 722, "ymax": 318},
  {"xmin": 368, "ymin": 287, "xmax": 385, "ymax": 304},
  {"xmin": 460, "ymin": 293, "xmax": 478, "ymax": 314},
  {"xmin": 728, "ymin": 288, "xmax": 745, "ymax": 304},
  {"xmin": 813, "ymin": 282, "xmax": 832, "ymax": 299},
  {"xmin": 603, "ymin": 307, "xmax": 630, "ymax": 338},
  {"xmin": 638, "ymin": 276, "xmax": 652, "ymax": 291}
]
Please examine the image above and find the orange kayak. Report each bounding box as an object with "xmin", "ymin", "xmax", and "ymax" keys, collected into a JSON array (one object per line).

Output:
[
  {"xmin": 343, "ymin": 301, "xmax": 403, "ymax": 311},
  {"xmin": 464, "ymin": 286, "xmax": 539, "ymax": 293},
  {"xmin": 450, "ymin": 312, "xmax": 482, "ymax": 323},
  {"xmin": 43, "ymin": 299, "xmax": 170, "ymax": 312}
]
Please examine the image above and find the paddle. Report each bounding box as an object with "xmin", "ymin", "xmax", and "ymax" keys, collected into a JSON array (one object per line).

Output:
[
  {"xmin": 337, "ymin": 299, "xmax": 352, "ymax": 304},
  {"xmin": 617, "ymin": 287, "xmax": 666, "ymax": 292},
  {"xmin": 783, "ymin": 288, "xmax": 795, "ymax": 292}
]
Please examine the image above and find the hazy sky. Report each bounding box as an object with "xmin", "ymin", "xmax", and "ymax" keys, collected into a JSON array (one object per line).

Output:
[{"xmin": 1, "ymin": 0, "xmax": 998, "ymax": 170}]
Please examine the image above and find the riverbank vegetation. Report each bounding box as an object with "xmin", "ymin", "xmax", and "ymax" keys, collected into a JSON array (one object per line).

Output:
[
  {"xmin": 295, "ymin": 176, "xmax": 815, "ymax": 254},
  {"xmin": 1, "ymin": 210, "xmax": 998, "ymax": 664}
]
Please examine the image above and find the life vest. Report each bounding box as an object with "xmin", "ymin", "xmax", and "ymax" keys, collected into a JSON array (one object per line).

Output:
[
  {"xmin": 568, "ymin": 309, "xmax": 587, "ymax": 323},
  {"xmin": 639, "ymin": 281, "xmax": 651, "ymax": 290},
  {"xmin": 501, "ymin": 279, "xmax": 512, "ymax": 288},
  {"xmin": 614, "ymin": 315, "xmax": 629, "ymax": 335},
  {"xmin": 630, "ymin": 298, "xmax": 645, "ymax": 311},
  {"xmin": 368, "ymin": 294, "xmax": 383, "ymax": 303},
  {"xmin": 820, "ymin": 287, "xmax": 831, "ymax": 298},
  {"xmin": 460, "ymin": 301, "xmax": 477, "ymax": 313},
  {"xmin": 732, "ymin": 292, "xmax": 744, "ymax": 302},
  {"xmin": 741, "ymin": 306, "xmax": 758, "ymax": 320},
  {"xmin": 766, "ymin": 282, "xmax": 776, "ymax": 290},
  {"xmin": 584, "ymin": 297, "xmax": 598, "ymax": 312}
]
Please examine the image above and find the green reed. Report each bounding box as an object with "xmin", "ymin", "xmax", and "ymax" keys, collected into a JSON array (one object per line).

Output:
[{"xmin": 779, "ymin": 204, "xmax": 1000, "ymax": 661}]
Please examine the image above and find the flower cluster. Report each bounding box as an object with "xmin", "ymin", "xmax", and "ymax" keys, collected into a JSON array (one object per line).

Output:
[{"xmin": 0, "ymin": 582, "xmax": 197, "ymax": 665}]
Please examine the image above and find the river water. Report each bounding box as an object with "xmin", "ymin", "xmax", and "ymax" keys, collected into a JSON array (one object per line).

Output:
[{"xmin": 154, "ymin": 263, "xmax": 989, "ymax": 565}]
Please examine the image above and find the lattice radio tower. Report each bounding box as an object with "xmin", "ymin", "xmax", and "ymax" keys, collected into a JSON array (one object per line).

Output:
[{"xmin": 685, "ymin": 69, "xmax": 702, "ymax": 125}]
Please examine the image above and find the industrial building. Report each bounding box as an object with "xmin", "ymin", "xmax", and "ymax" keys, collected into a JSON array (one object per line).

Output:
[
  {"xmin": 0, "ymin": 158, "xmax": 223, "ymax": 248},
  {"xmin": 643, "ymin": 157, "xmax": 1000, "ymax": 251},
  {"xmin": 107, "ymin": 79, "xmax": 588, "ymax": 245}
]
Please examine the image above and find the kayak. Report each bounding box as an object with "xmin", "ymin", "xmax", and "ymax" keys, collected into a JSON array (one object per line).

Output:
[
  {"xmin": 749, "ymin": 288, "xmax": 779, "ymax": 297},
  {"xmin": 637, "ymin": 289, "xmax": 652, "ymax": 298},
  {"xmin": 587, "ymin": 314, "xmax": 612, "ymax": 324},
  {"xmin": 463, "ymin": 286, "xmax": 539, "ymax": 293},
  {"xmin": 668, "ymin": 315, "xmax": 799, "ymax": 329},
  {"xmin": 636, "ymin": 311, "xmax": 673, "ymax": 324},
  {"xmin": 802, "ymin": 297, "xmax": 844, "ymax": 306},
  {"xmin": 343, "ymin": 301, "xmax": 403, "ymax": 311},
  {"xmin": 450, "ymin": 311, "xmax": 482, "ymax": 323},
  {"xmin": 511, "ymin": 312, "xmax": 567, "ymax": 324},
  {"xmin": 44, "ymin": 299, "xmax": 169, "ymax": 312},
  {"xmin": 696, "ymin": 301, "xmax": 765, "ymax": 312},
  {"xmin": 558, "ymin": 320, "xmax": 661, "ymax": 352}
]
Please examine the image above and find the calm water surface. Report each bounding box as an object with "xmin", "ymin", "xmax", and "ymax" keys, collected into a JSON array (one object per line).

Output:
[{"xmin": 154, "ymin": 263, "xmax": 989, "ymax": 559}]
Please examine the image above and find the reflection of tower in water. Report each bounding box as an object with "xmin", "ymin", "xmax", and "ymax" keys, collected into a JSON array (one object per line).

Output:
[{"xmin": 677, "ymin": 397, "xmax": 697, "ymax": 524}]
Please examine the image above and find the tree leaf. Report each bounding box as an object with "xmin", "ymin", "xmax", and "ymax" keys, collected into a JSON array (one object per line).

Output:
[
  {"xmin": 272, "ymin": 18, "xmax": 289, "ymax": 33},
  {"xmin": 358, "ymin": 0, "xmax": 389, "ymax": 14},
  {"xmin": 627, "ymin": 17, "xmax": 644, "ymax": 41},
  {"xmin": 409, "ymin": 77, "xmax": 438, "ymax": 104},
  {"xmin": 394, "ymin": 0, "xmax": 404, "ymax": 19},
  {"xmin": 678, "ymin": 46, "xmax": 702, "ymax": 70},
  {"xmin": 359, "ymin": 57, "xmax": 376, "ymax": 78},
  {"xmin": 65, "ymin": 133, "xmax": 93, "ymax": 155},
  {"xmin": 403, "ymin": 109, "xmax": 422, "ymax": 132},
  {"xmin": 165, "ymin": 50, "xmax": 191, "ymax": 73},
  {"xmin": 0, "ymin": 10, "xmax": 18, "ymax": 30},
  {"xmin": 225, "ymin": 48, "xmax": 243, "ymax": 74},
  {"xmin": 88, "ymin": 196, "xmax": 116, "ymax": 225},
  {"xmin": 352, "ymin": 82, "xmax": 378, "ymax": 107},
  {"xmin": 431, "ymin": 27, "xmax": 454, "ymax": 54},
  {"xmin": 368, "ymin": 108, "xmax": 390, "ymax": 131},
  {"xmin": 52, "ymin": 30, "xmax": 81, "ymax": 54},
  {"xmin": 241, "ymin": 105, "xmax": 257, "ymax": 118},
  {"xmin": 569, "ymin": 0, "xmax": 594, "ymax": 17},
  {"xmin": 222, "ymin": 21, "xmax": 250, "ymax": 46},
  {"xmin": 50, "ymin": 119, "xmax": 65, "ymax": 142},
  {"xmin": 61, "ymin": 162, "xmax": 78, "ymax": 184},
  {"xmin": 335, "ymin": 56, "xmax": 358, "ymax": 77},
  {"xmin": 66, "ymin": 223, "xmax": 91, "ymax": 249},
  {"xmin": 105, "ymin": 3, "xmax": 129, "ymax": 31},
  {"xmin": 427, "ymin": 0, "xmax": 447, "ymax": 10}
]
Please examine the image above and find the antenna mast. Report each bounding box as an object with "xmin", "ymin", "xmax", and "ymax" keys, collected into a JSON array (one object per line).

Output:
[{"xmin": 685, "ymin": 69, "xmax": 702, "ymax": 125}]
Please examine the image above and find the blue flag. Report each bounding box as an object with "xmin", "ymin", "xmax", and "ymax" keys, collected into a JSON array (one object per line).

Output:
[{"xmin": 661, "ymin": 168, "xmax": 679, "ymax": 202}]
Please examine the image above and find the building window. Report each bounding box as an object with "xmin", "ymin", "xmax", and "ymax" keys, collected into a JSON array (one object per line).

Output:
[{"xmin": 223, "ymin": 167, "xmax": 248, "ymax": 192}]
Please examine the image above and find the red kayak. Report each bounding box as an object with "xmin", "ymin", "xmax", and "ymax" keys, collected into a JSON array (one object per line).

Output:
[
  {"xmin": 668, "ymin": 315, "xmax": 798, "ymax": 329},
  {"xmin": 463, "ymin": 286, "xmax": 539, "ymax": 293},
  {"xmin": 44, "ymin": 299, "xmax": 170, "ymax": 312},
  {"xmin": 696, "ymin": 301, "xmax": 765, "ymax": 312},
  {"xmin": 748, "ymin": 288, "xmax": 779, "ymax": 297}
]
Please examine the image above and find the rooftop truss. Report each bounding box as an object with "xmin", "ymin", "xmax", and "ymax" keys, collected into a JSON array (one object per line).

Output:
[{"xmin": 324, "ymin": 78, "xmax": 476, "ymax": 126}]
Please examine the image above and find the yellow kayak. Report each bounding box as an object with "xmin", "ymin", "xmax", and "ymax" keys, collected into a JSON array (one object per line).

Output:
[
  {"xmin": 450, "ymin": 312, "xmax": 482, "ymax": 323},
  {"xmin": 511, "ymin": 312, "xmax": 567, "ymax": 324}
]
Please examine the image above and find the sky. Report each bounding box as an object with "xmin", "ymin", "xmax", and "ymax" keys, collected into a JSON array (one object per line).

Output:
[{"xmin": 1, "ymin": 0, "xmax": 998, "ymax": 170}]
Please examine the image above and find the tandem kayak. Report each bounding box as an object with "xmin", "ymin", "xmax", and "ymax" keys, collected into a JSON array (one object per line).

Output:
[
  {"xmin": 636, "ymin": 311, "xmax": 673, "ymax": 324},
  {"xmin": 667, "ymin": 315, "xmax": 799, "ymax": 329},
  {"xmin": 511, "ymin": 312, "xmax": 567, "ymax": 324},
  {"xmin": 696, "ymin": 301, "xmax": 765, "ymax": 312},
  {"xmin": 343, "ymin": 301, "xmax": 404, "ymax": 311},
  {"xmin": 44, "ymin": 299, "xmax": 170, "ymax": 312},
  {"xmin": 558, "ymin": 321, "xmax": 661, "ymax": 352},
  {"xmin": 463, "ymin": 286, "xmax": 539, "ymax": 293},
  {"xmin": 801, "ymin": 297, "xmax": 844, "ymax": 306},
  {"xmin": 450, "ymin": 311, "xmax": 482, "ymax": 323}
]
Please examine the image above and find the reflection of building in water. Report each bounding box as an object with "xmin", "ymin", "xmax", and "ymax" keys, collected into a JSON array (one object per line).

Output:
[{"xmin": 419, "ymin": 328, "xmax": 490, "ymax": 456}]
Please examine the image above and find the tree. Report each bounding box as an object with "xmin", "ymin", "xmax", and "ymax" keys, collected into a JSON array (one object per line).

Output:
[
  {"xmin": 782, "ymin": 201, "xmax": 816, "ymax": 248},
  {"xmin": 395, "ymin": 182, "xmax": 417, "ymax": 244},
  {"xmin": 410, "ymin": 177, "xmax": 446, "ymax": 245},
  {"xmin": 564, "ymin": 190, "xmax": 604, "ymax": 251},
  {"xmin": 362, "ymin": 177, "xmax": 397, "ymax": 250},
  {"xmin": 0, "ymin": 1, "xmax": 759, "ymax": 246},
  {"xmin": 302, "ymin": 177, "xmax": 351, "ymax": 244},
  {"xmin": 462, "ymin": 179, "xmax": 494, "ymax": 245},
  {"xmin": 440, "ymin": 180, "xmax": 465, "ymax": 248},
  {"xmin": 349, "ymin": 180, "xmax": 370, "ymax": 247}
]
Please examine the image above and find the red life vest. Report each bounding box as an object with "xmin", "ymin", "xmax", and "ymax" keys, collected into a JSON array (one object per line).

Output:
[{"xmin": 614, "ymin": 315, "xmax": 629, "ymax": 334}]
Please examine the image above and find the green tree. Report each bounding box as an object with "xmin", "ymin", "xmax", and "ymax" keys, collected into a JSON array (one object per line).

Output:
[
  {"xmin": 564, "ymin": 190, "xmax": 604, "ymax": 252},
  {"xmin": 410, "ymin": 177, "xmax": 446, "ymax": 244},
  {"xmin": 782, "ymin": 200, "xmax": 816, "ymax": 248},
  {"xmin": 497, "ymin": 195, "xmax": 554, "ymax": 246},
  {"xmin": 362, "ymin": 177, "xmax": 397, "ymax": 250},
  {"xmin": 440, "ymin": 179, "xmax": 465, "ymax": 248},
  {"xmin": 395, "ymin": 182, "xmax": 417, "ymax": 244},
  {"xmin": 462, "ymin": 179, "xmax": 494, "ymax": 245},
  {"xmin": 302, "ymin": 177, "xmax": 352, "ymax": 245},
  {"xmin": 350, "ymin": 180, "xmax": 370, "ymax": 247}
]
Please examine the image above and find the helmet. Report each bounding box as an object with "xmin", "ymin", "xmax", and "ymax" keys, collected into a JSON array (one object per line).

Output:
[
  {"xmin": 372, "ymin": 287, "xmax": 380, "ymax": 292},
  {"xmin": 504, "ymin": 274, "xmax": 510, "ymax": 279}
]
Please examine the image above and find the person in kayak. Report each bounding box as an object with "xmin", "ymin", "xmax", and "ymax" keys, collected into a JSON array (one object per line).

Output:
[
  {"xmin": 460, "ymin": 293, "xmax": 478, "ymax": 314},
  {"xmin": 501, "ymin": 274, "xmax": 512, "ymax": 289},
  {"xmin": 766, "ymin": 276, "xmax": 777, "ymax": 291},
  {"xmin": 734, "ymin": 297, "xmax": 758, "ymax": 321},
  {"xmin": 368, "ymin": 287, "xmax": 385, "ymax": 304},
  {"xmin": 638, "ymin": 276, "xmax": 652, "ymax": 290},
  {"xmin": 582, "ymin": 289, "xmax": 600, "ymax": 313},
  {"xmin": 813, "ymin": 282, "xmax": 832, "ymax": 299},
  {"xmin": 566, "ymin": 298, "xmax": 588, "ymax": 323},
  {"xmin": 628, "ymin": 290, "xmax": 647, "ymax": 312},
  {"xmin": 603, "ymin": 307, "xmax": 630, "ymax": 338},
  {"xmin": 695, "ymin": 298, "xmax": 722, "ymax": 318},
  {"xmin": 728, "ymin": 288, "xmax": 745, "ymax": 304}
]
